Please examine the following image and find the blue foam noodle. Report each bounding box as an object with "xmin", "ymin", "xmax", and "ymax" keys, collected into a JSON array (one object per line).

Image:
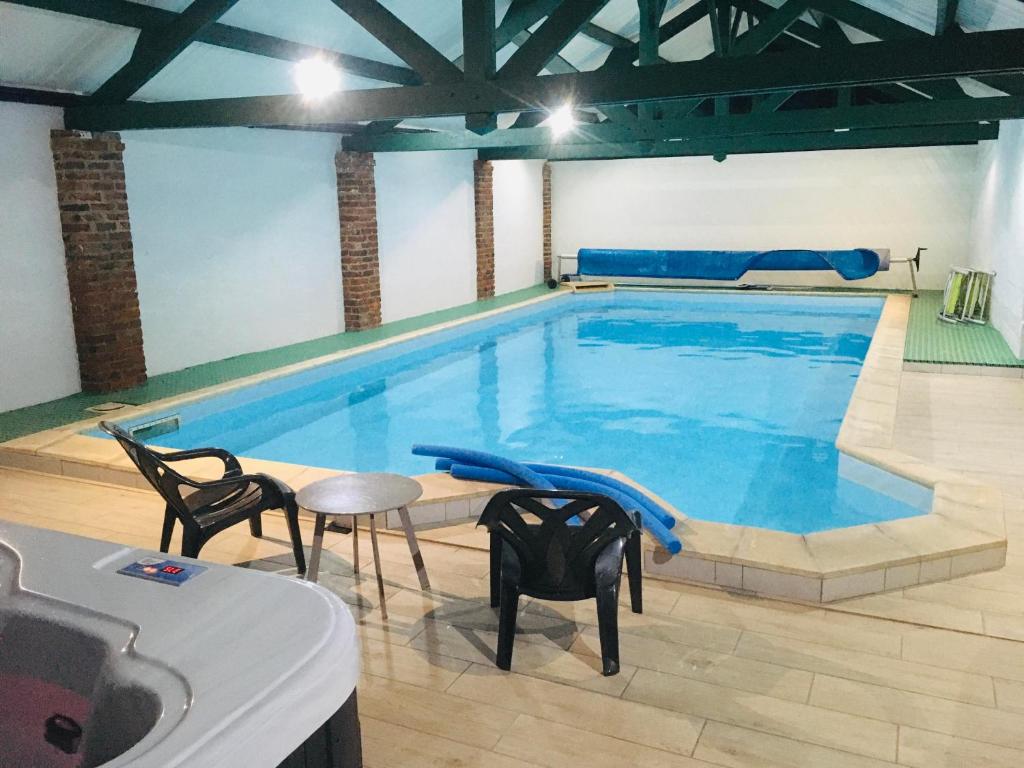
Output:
[
  {"xmin": 525, "ymin": 463, "xmax": 677, "ymax": 530},
  {"xmin": 412, "ymin": 444, "xmax": 555, "ymax": 490}
]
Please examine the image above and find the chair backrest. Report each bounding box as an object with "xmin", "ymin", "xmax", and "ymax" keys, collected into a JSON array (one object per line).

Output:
[
  {"xmin": 98, "ymin": 421, "xmax": 192, "ymax": 513},
  {"xmin": 478, "ymin": 489, "xmax": 638, "ymax": 598}
]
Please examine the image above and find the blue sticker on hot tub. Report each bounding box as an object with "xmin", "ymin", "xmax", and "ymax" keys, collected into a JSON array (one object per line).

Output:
[{"xmin": 117, "ymin": 557, "xmax": 207, "ymax": 586}]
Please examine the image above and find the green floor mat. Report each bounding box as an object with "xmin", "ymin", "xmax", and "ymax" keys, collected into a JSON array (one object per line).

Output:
[
  {"xmin": 905, "ymin": 291, "xmax": 1023, "ymax": 367},
  {"xmin": 0, "ymin": 285, "xmax": 552, "ymax": 443}
]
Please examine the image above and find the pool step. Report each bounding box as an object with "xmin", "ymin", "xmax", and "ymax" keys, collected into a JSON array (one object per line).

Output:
[{"xmin": 568, "ymin": 281, "xmax": 614, "ymax": 293}]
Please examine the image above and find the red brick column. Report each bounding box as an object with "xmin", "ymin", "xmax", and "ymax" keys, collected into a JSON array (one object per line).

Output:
[
  {"xmin": 473, "ymin": 159, "xmax": 495, "ymax": 300},
  {"xmin": 50, "ymin": 130, "xmax": 146, "ymax": 393},
  {"xmin": 336, "ymin": 151, "xmax": 382, "ymax": 330},
  {"xmin": 542, "ymin": 161, "xmax": 552, "ymax": 281}
]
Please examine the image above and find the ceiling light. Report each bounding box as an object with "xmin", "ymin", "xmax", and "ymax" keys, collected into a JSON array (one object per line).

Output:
[
  {"xmin": 294, "ymin": 57, "xmax": 342, "ymax": 100},
  {"xmin": 546, "ymin": 105, "xmax": 577, "ymax": 138}
]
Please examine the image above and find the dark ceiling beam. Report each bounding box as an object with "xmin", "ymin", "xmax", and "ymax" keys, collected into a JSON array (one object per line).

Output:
[
  {"xmin": 463, "ymin": 0, "xmax": 497, "ymax": 134},
  {"xmin": 707, "ymin": 0, "xmax": 732, "ymax": 56},
  {"xmin": 494, "ymin": 0, "xmax": 562, "ymax": 49},
  {"xmin": 815, "ymin": 0, "xmax": 1024, "ymax": 97},
  {"xmin": 341, "ymin": 95, "xmax": 1024, "ymax": 152},
  {"xmin": 329, "ymin": 0, "xmax": 462, "ymax": 82},
  {"xmin": 497, "ymin": 0, "xmax": 611, "ymax": 79},
  {"xmin": 5, "ymin": 0, "xmax": 418, "ymax": 86},
  {"xmin": 731, "ymin": 0, "xmax": 828, "ymax": 46},
  {"xmin": 511, "ymin": 108, "xmax": 603, "ymax": 128},
  {"xmin": 0, "ymin": 85, "xmax": 88, "ymax": 107},
  {"xmin": 478, "ymin": 122, "xmax": 999, "ymax": 161},
  {"xmin": 90, "ymin": 0, "xmax": 243, "ymax": 102},
  {"xmin": 508, "ymin": 29, "xmax": 635, "ymax": 123},
  {"xmin": 601, "ymin": 2, "xmax": 709, "ymax": 69},
  {"xmin": 507, "ymin": 32, "xmax": 637, "ymax": 124},
  {"xmin": 810, "ymin": 0, "xmax": 972, "ymax": 98},
  {"xmin": 580, "ymin": 22, "xmax": 633, "ymax": 49},
  {"xmin": 356, "ymin": 0, "xmax": 559, "ymax": 138},
  {"xmin": 731, "ymin": 0, "xmax": 810, "ymax": 56},
  {"xmin": 946, "ymin": 26, "xmax": 1024, "ymax": 96},
  {"xmin": 936, "ymin": 0, "xmax": 960, "ymax": 35},
  {"xmin": 637, "ymin": 0, "xmax": 666, "ymax": 119},
  {"xmin": 662, "ymin": 0, "xmax": 812, "ymax": 119},
  {"xmin": 64, "ymin": 29, "xmax": 1024, "ymax": 131},
  {"xmin": 796, "ymin": 9, "xmax": 924, "ymax": 106}
]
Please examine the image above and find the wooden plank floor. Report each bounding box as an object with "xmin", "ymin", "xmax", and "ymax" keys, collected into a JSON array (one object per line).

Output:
[{"xmin": 2, "ymin": 367, "xmax": 1024, "ymax": 766}]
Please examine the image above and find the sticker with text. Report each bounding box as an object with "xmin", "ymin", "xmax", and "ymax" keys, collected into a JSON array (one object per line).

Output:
[{"xmin": 117, "ymin": 557, "xmax": 207, "ymax": 586}]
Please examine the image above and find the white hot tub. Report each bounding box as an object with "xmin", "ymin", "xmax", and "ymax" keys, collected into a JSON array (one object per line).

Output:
[{"xmin": 0, "ymin": 521, "xmax": 360, "ymax": 768}]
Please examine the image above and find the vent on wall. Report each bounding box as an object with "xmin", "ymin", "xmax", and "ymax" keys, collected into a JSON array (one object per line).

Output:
[{"xmin": 130, "ymin": 416, "xmax": 181, "ymax": 441}]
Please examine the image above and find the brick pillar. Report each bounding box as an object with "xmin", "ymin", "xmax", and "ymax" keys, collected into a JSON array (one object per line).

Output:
[
  {"xmin": 542, "ymin": 161, "xmax": 552, "ymax": 281},
  {"xmin": 50, "ymin": 130, "xmax": 146, "ymax": 393},
  {"xmin": 336, "ymin": 151, "xmax": 382, "ymax": 330},
  {"xmin": 473, "ymin": 159, "xmax": 495, "ymax": 300}
]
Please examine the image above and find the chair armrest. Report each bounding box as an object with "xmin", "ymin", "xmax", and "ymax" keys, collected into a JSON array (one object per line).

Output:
[
  {"xmin": 158, "ymin": 447, "xmax": 243, "ymax": 478},
  {"xmin": 181, "ymin": 471, "xmax": 293, "ymax": 501}
]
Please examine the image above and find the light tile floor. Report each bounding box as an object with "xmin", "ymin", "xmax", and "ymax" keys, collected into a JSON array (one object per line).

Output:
[{"xmin": 2, "ymin": 368, "xmax": 1024, "ymax": 767}]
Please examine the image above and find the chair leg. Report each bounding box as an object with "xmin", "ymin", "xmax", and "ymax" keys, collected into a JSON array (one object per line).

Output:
[
  {"xmin": 496, "ymin": 581, "xmax": 520, "ymax": 671},
  {"xmin": 369, "ymin": 514, "xmax": 388, "ymax": 622},
  {"xmin": 181, "ymin": 526, "xmax": 203, "ymax": 560},
  {"xmin": 159, "ymin": 507, "xmax": 175, "ymax": 553},
  {"xmin": 595, "ymin": 581, "xmax": 621, "ymax": 676},
  {"xmin": 397, "ymin": 505, "xmax": 430, "ymax": 591},
  {"xmin": 625, "ymin": 533, "xmax": 643, "ymax": 614},
  {"xmin": 489, "ymin": 532, "xmax": 502, "ymax": 608},
  {"xmin": 352, "ymin": 516, "xmax": 360, "ymax": 576},
  {"xmin": 284, "ymin": 501, "xmax": 306, "ymax": 575},
  {"xmin": 249, "ymin": 512, "xmax": 263, "ymax": 539}
]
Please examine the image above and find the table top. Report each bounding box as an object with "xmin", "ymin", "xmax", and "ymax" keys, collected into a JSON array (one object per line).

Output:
[{"xmin": 296, "ymin": 472, "xmax": 423, "ymax": 516}]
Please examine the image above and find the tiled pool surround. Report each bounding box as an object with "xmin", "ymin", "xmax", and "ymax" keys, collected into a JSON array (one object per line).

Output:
[{"xmin": 0, "ymin": 292, "xmax": 1005, "ymax": 602}]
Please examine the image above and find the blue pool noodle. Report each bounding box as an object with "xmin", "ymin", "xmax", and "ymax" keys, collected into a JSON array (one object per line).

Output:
[
  {"xmin": 447, "ymin": 463, "xmax": 519, "ymax": 485},
  {"xmin": 525, "ymin": 463, "xmax": 677, "ymax": 530},
  {"xmin": 412, "ymin": 445, "xmax": 556, "ymax": 491},
  {"xmin": 446, "ymin": 462, "xmax": 683, "ymax": 554},
  {"xmin": 434, "ymin": 454, "xmax": 674, "ymax": 530}
]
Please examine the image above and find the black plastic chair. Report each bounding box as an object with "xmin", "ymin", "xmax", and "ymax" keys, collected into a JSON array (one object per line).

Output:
[
  {"xmin": 478, "ymin": 489, "xmax": 643, "ymax": 676},
  {"xmin": 99, "ymin": 421, "xmax": 306, "ymax": 574}
]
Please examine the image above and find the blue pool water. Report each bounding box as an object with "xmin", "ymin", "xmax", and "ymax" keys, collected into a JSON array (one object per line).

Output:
[{"xmin": 105, "ymin": 292, "xmax": 929, "ymax": 533}]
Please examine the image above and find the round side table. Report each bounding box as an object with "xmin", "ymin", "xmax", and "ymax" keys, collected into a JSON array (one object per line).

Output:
[{"xmin": 296, "ymin": 473, "xmax": 430, "ymax": 620}]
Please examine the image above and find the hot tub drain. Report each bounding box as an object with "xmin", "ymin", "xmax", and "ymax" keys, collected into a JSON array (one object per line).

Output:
[{"xmin": 44, "ymin": 713, "xmax": 82, "ymax": 754}]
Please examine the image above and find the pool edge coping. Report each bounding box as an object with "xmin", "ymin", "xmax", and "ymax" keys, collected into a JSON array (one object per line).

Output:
[{"xmin": 0, "ymin": 291, "xmax": 1007, "ymax": 603}]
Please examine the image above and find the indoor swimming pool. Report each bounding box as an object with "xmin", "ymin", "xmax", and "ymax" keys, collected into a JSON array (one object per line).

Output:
[{"xmin": 100, "ymin": 291, "xmax": 929, "ymax": 534}]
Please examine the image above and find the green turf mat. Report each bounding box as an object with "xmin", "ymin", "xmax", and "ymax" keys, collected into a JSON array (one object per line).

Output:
[
  {"xmin": 0, "ymin": 285, "xmax": 552, "ymax": 443},
  {"xmin": 905, "ymin": 291, "xmax": 1023, "ymax": 367}
]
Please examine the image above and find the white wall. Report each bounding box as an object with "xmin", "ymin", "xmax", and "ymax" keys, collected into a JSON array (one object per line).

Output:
[
  {"xmin": 551, "ymin": 146, "xmax": 981, "ymax": 291},
  {"xmin": 969, "ymin": 122, "xmax": 1024, "ymax": 358},
  {"xmin": 493, "ymin": 159, "xmax": 545, "ymax": 294},
  {"xmin": 375, "ymin": 150, "xmax": 477, "ymax": 322},
  {"xmin": 0, "ymin": 102, "xmax": 80, "ymax": 411},
  {"xmin": 123, "ymin": 128, "xmax": 344, "ymax": 375}
]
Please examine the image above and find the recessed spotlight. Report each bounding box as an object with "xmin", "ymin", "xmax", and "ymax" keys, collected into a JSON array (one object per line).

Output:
[
  {"xmin": 294, "ymin": 57, "xmax": 342, "ymax": 100},
  {"xmin": 546, "ymin": 105, "xmax": 577, "ymax": 138}
]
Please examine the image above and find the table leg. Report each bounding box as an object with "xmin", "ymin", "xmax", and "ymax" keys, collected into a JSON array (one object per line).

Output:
[
  {"xmin": 369, "ymin": 513, "xmax": 388, "ymax": 621},
  {"xmin": 352, "ymin": 514, "xmax": 360, "ymax": 577},
  {"xmin": 306, "ymin": 513, "xmax": 327, "ymax": 584},
  {"xmin": 397, "ymin": 505, "xmax": 430, "ymax": 591}
]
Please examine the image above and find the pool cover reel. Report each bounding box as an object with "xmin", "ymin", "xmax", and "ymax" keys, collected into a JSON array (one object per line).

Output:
[
  {"xmin": 577, "ymin": 248, "xmax": 883, "ymax": 282},
  {"xmin": 411, "ymin": 445, "xmax": 683, "ymax": 554}
]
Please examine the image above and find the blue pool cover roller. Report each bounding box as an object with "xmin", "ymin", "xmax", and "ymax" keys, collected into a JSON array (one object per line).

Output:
[
  {"xmin": 412, "ymin": 445, "xmax": 683, "ymax": 554},
  {"xmin": 577, "ymin": 248, "xmax": 882, "ymax": 281}
]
